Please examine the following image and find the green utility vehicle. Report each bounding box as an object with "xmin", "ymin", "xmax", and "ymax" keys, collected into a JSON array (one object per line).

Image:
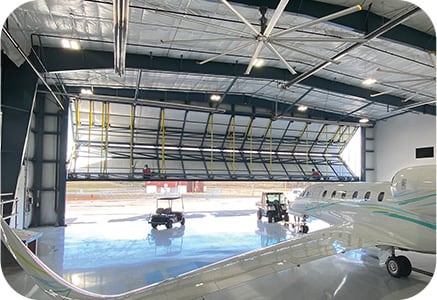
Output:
[{"xmin": 256, "ymin": 192, "xmax": 289, "ymax": 223}]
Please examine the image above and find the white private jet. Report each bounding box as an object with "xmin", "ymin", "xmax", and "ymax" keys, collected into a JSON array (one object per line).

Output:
[
  {"xmin": 290, "ymin": 164, "xmax": 436, "ymax": 278},
  {"xmin": 1, "ymin": 164, "xmax": 435, "ymax": 299}
]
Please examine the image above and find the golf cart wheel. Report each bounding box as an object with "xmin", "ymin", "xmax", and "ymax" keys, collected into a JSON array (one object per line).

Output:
[
  {"xmin": 166, "ymin": 220, "xmax": 173, "ymax": 229},
  {"xmin": 284, "ymin": 214, "xmax": 289, "ymax": 222},
  {"xmin": 257, "ymin": 210, "xmax": 262, "ymax": 220},
  {"xmin": 181, "ymin": 218, "xmax": 185, "ymax": 225},
  {"xmin": 152, "ymin": 224, "xmax": 158, "ymax": 229},
  {"xmin": 267, "ymin": 212, "xmax": 273, "ymax": 223},
  {"xmin": 301, "ymin": 225, "xmax": 309, "ymax": 233}
]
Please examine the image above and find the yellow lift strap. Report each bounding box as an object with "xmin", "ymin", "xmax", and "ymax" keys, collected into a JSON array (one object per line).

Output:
[{"xmin": 87, "ymin": 100, "xmax": 92, "ymax": 174}]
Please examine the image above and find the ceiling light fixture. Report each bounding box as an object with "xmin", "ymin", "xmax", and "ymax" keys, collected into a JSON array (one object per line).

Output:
[
  {"xmin": 61, "ymin": 39, "xmax": 81, "ymax": 50},
  {"xmin": 210, "ymin": 94, "xmax": 222, "ymax": 102},
  {"xmin": 113, "ymin": 0, "xmax": 130, "ymax": 75},
  {"xmin": 359, "ymin": 118, "xmax": 369, "ymax": 123},
  {"xmin": 297, "ymin": 105, "xmax": 308, "ymax": 112},
  {"xmin": 362, "ymin": 78, "xmax": 377, "ymax": 85},
  {"xmin": 80, "ymin": 88, "xmax": 93, "ymax": 95},
  {"xmin": 253, "ymin": 58, "xmax": 265, "ymax": 67}
]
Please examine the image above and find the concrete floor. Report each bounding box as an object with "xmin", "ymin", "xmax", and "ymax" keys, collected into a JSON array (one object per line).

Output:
[{"xmin": 2, "ymin": 196, "xmax": 436, "ymax": 299}]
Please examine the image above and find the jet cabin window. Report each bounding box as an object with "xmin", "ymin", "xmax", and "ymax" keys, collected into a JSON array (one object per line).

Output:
[
  {"xmin": 341, "ymin": 191, "xmax": 347, "ymax": 199},
  {"xmin": 352, "ymin": 191, "xmax": 358, "ymax": 199},
  {"xmin": 378, "ymin": 192, "xmax": 385, "ymax": 202},
  {"xmin": 364, "ymin": 191, "xmax": 371, "ymax": 200},
  {"xmin": 331, "ymin": 191, "xmax": 336, "ymax": 198},
  {"xmin": 322, "ymin": 190, "xmax": 327, "ymax": 198}
]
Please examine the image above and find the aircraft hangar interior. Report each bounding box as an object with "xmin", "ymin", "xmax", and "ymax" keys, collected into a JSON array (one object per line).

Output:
[{"xmin": 0, "ymin": 0, "xmax": 436, "ymax": 299}]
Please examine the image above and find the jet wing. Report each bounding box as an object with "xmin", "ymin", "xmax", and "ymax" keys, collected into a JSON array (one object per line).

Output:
[{"xmin": 1, "ymin": 218, "xmax": 374, "ymax": 300}]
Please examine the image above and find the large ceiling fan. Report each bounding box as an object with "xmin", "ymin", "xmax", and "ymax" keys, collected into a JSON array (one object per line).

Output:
[
  {"xmin": 369, "ymin": 51, "xmax": 436, "ymax": 103},
  {"xmin": 161, "ymin": 0, "xmax": 363, "ymax": 75}
]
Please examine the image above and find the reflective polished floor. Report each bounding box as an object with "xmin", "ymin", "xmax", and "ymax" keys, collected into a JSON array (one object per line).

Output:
[{"xmin": 2, "ymin": 198, "xmax": 436, "ymax": 299}]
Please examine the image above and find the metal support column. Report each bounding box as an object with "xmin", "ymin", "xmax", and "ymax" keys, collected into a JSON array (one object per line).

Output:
[
  {"xmin": 56, "ymin": 98, "xmax": 69, "ymax": 226},
  {"xmin": 32, "ymin": 95, "xmax": 45, "ymax": 226}
]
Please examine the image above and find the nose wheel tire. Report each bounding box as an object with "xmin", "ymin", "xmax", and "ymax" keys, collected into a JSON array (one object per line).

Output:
[
  {"xmin": 300, "ymin": 225, "xmax": 309, "ymax": 233},
  {"xmin": 386, "ymin": 255, "xmax": 412, "ymax": 277}
]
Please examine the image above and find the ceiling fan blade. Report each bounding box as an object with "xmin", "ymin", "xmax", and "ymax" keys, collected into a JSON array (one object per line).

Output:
[
  {"xmin": 245, "ymin": 41, "xmax": 264, "ymax": 75},
  {"xmin": 155, "ymin": 10, "xmax": 254, "ymax": 38},
  {"xmin": 381, "ymin": 78, "xmax": 434, "ymax": 84},
  {"xmin": 198, "ymin": 40, "xmax": 256, "ymax": 65},
  {"xmin": 401, "ymin": 93, "xmax": 418, "ymax": 102},
  {"xmin": 376, "ymin": 67, "xmax": 435, "ymax": 79},
  {"xmin": 220, "ymin": 0, "xmax": 260, "ymax": 35},
  {"xmin": 271, "ymin": 5, "xmax": 362, "ymax": 38},
  {"xmin": 274, "ymin": 37, "xmax": 368, "ymax": 43},
  {"xmin": 270, "ymin": 41, "xmax": 340, "ymax": 64},
  {"xmin": 263, "ymin": 0, "xmax": 290, "ymax": 37},
  {"xmin": 370, "ymin": 89, "xmax": 396, "ymax": 97},
  {"xmin": 161, "ymin": 37, "xmax": 252, "ymax": 44},
  {"xmin": 264, "ymin": 42, "xmax": 297, "ymax": 74}
]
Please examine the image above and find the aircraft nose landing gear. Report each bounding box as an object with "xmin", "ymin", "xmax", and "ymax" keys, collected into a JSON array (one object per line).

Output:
[{"xmin": 386, "ymin": 255, "xmax": 412, "ymax": 278}]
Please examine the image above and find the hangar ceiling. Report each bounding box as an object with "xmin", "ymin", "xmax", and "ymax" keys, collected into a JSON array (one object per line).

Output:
[{"xmin": 1, "ymin": 0, "xmax": 435, "ymax": 181}]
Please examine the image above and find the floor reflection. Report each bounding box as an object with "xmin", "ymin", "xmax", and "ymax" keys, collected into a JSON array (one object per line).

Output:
[{"xmin": 36, "ymin": 211, "xmax": 317, "ymax": 293}]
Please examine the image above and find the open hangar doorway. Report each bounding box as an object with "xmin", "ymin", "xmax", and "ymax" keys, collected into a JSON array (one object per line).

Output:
[{"xmin": 1, "ymin": 0, "xmax": 435, "ymax": 299}]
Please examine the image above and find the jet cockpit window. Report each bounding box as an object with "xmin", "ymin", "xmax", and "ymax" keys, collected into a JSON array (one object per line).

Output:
[
  {"xmin": 378, "ymin": 192, "xmax": 385, "ymax": 202},
  {"xmin": 364, "ymin": 191, "xmax": 371, "ymax": 200},
  {"xmin": 352, "ymin": 191, "xmax": 358, "ymax": 199},
  {"xmin": 331, "ymin": 191, "xmax": 336, "ymax": 198}
]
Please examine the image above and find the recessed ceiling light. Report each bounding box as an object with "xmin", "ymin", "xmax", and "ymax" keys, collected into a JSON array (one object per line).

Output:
[
  {"xmin": 297, "ymin": 105, "xmax": 308, "ymax": 112},
  {"xmin": 359, "ymin": 118, "xmax": 369, "ymax": 123},
  {"xmin": 254, "ymin": 58, "xmax": 265, "ymax": 67},
  {"xmin": 362, "ymin": 78, "xmax": 376, "ymax": 85}
]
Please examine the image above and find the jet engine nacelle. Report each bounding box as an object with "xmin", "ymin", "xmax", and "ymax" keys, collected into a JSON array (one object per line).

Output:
[{"xmin": 391, "ymin": 165, "xmax": 436, "ymax": 197}]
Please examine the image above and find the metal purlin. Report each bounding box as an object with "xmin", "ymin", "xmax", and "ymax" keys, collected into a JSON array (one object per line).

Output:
[{"xmin": 160, "ymin": 109, "xmax": 166, "ymax": 174}]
